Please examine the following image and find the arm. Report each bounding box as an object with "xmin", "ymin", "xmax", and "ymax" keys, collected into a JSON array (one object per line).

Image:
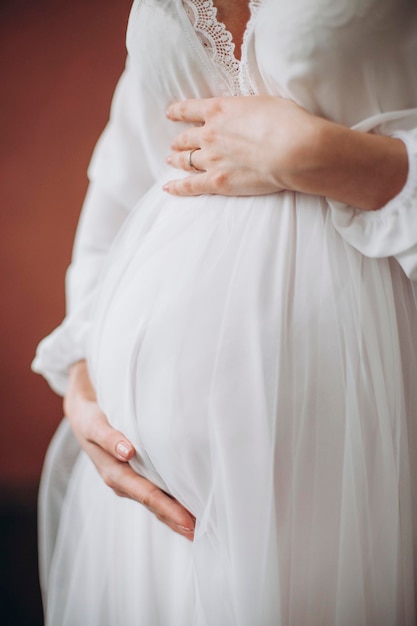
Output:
[
  {"xmin": 32, "ymin": 56, "xmax": 155, "ymax": 394},
  {"xmin": 164, "ymin": 95, "xmax": 408, "ymax": 211},
  {"xmin": 33, "ymin": 58, "xmax": 196, "ymax": 538}
]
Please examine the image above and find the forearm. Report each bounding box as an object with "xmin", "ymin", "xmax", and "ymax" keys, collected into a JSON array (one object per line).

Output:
[
  {"xmin": 64, "ymin": 360, "xmax": 95, "ymax": 415},
  {"xmin": 284, "ymin": 119, "xmax": 409, "ymax": 211},
  {"xmin": 67, "ymin": 182, "xmax": 129, "ymax": 311},
  {"xmin": 165, "ymin": 95, "xmax": 410, "ymax": 207}
]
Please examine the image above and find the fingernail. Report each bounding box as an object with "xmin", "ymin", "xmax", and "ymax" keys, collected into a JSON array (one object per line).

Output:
[
  {"xmin": 116, "ymin": 441, "xmax": 131, "ymax": 459},
  {"xmin": 162, "ymin": 184, "xmax": 170, "ymax": 192},
  {"xmin": 177, "ymin": 524, "xmax": 194, "ymax": 533},
  {"xmin": 166, "ymin": 155, "xmax": 172, "ymax": 164}
]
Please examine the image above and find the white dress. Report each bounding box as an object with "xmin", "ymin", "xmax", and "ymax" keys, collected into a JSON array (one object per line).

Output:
[{"xmin": 32, "ymin": 1, "xmax": 417, "ymax": 624}]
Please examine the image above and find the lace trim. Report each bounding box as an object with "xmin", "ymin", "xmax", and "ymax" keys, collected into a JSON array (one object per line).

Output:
[
  {"xmin": 239, "ymin": 0, "xmax": 262, "ymax": 95},
  {"xmin": 183, "ymin": 0, "xmax": 263, "ymax": 95}
]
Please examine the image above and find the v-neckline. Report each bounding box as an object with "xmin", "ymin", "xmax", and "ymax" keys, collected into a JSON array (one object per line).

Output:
[
  {"xmin": 203, "ymin": 1, "xmax": 251, "ymax": 63},
  {"xmin": 179, "ymin": 0, "xmax": 264, "ymax": 96}
]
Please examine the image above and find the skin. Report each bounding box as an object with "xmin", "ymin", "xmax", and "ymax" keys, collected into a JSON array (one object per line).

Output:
[
  {"xmin": 164, "ymin": 96, "xmax": 408, "ymax": 211},
  {"xmin": 213, "ymin": 0, "xmax": 250, "ymax": 61},
  {"xmin": 64, "ymin": 0, "xmax": 409, "ymax": 540}
]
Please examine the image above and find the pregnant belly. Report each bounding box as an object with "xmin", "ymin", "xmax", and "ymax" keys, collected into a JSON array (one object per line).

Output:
[
  {"xmin": 86, "ymin": 181, "xmax": 409, "ymax": 517},
  {"xmin": 86, "ymin": 183, "xmax": 300, "ymax": 510}
]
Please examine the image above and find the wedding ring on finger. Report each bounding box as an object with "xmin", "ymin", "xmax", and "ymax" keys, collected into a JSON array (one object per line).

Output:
[{"xmin": 187, "ymin": 148, "xmax": 202, "ymax": 172}]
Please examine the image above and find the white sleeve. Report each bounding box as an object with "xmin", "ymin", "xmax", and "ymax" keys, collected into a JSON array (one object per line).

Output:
[
  {"xmin": 329, "ymin": 109, "xmax": 417, "ymax": 280},
  {"xmin": 32, "ymin": 56, "xmax": 155, "ymax": 396}
]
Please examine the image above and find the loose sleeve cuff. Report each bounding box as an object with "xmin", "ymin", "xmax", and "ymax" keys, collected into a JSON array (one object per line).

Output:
[
  {"xmin": 31, "ymin": 318, "xmax": 90, "ymax": 396},
  {"xmin": 329, "ymin": 127, "xmax": 417, "ymax": 280}
]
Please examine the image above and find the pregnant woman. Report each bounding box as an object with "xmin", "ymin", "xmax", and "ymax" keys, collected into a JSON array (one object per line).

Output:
[{"xmin": 33, "ymin": 1, "xmax": 417, "ymax": 624}]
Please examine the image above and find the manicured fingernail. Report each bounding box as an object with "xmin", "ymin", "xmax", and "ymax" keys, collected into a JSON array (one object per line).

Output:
[
  {"xmin": 116, "ymin": 441, "xmax": 131, "ymax": 458},
  {"xmin": 177, "ymin": 524, "xmax": 194, "ymax": 532}
]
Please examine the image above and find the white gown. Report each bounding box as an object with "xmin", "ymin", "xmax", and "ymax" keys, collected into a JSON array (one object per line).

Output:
[{"xmin": 32, "ymin": 1, "xmax": 417, "ymax": 624}]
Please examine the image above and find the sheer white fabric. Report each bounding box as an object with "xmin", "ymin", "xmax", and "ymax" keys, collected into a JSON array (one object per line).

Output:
[{"xmin": 33, "ymin": 0, "xmax": 417, "ymax": 624}]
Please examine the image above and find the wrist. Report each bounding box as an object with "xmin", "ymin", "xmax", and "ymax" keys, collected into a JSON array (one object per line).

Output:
[
  {"xmin": 289, "ymin": 119, "xmax": 409, "ymax": 211},
  {"xmin": 270, "ymin": 111, "xmax": 329, "ymax": 193},
  {"xmin": 64, "ymin": 360, "xmax": 96, "ymax": 414}
]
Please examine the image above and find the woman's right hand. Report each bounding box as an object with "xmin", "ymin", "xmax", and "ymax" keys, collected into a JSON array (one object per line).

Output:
[{"xmin": 63, "ymin": 360, "xmax": 196, "ymax": 541}]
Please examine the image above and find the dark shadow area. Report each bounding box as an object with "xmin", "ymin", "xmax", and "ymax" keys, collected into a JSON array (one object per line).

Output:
[{"xmin": 0, "ymin": 486, "xmax": 43, "ymax": 626}]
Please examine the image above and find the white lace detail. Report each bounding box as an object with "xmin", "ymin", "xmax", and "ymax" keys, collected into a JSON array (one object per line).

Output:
[
  {"xmin": 239, "ymin": 0, "xmax": 262, "ymax": 95},
  {"xmin": 183, "ymin": 0, "xmax": 263, "ymax": 95}
]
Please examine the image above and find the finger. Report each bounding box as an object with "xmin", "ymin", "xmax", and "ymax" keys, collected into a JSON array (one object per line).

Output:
[
  {"xmin": 140, "ymin": 486, "xmax": 196, "ymax": 539},
  {"xmin": 166, "ymin": 98, "xmax": 209, "ymax": 123},
  {"xmin": 84, "ymin": 409, "xmax": 135, "ymax": 462},
  {"xmin": 167, "ymin": 148, "xmax": 205, "ymax": 172},
  {"xmin": 94, "ymin": 452, "xmax": 195, "ymax": 540},
  {"xmin": 170, "ymin": 127, "xmax": 202, "ymax": 151},
  {"xmin": 163, "ymin": 173, "xmax": 216, "ymax": 196}
]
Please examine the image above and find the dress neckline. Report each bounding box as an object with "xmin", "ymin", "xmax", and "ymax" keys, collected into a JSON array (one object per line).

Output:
[{"xmin": 181, "ymin": 0, "xmax": 263, "ymax": 95}]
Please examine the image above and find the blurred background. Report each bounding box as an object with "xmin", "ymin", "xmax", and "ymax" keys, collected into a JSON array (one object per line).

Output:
[{"xmin": 0, "ymin": 0, "xmax": 132, "ymax": 622}]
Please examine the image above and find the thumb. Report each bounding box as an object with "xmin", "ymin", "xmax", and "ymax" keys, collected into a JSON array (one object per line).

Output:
[{"xmin": 86, "ymin": 409, "xmax": 135, "ymax": 461}]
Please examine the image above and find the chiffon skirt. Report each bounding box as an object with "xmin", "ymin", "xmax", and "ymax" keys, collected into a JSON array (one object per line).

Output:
[{"xmin": 39, "ymin": 181, "xmax": 417, "ymax": 625}]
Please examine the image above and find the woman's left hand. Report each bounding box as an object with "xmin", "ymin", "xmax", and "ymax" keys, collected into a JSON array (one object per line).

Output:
[{"xmin": 164, "ymin": 95, "xmax": 320, "ymax": 197}]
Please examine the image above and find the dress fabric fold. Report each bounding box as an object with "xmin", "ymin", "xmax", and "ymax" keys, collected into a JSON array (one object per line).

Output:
[{"xmin": 33, "ymin": 0, "xmax": 417, "ymax": 624}]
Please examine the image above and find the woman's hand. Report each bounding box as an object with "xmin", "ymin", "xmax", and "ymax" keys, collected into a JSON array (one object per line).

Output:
[
  {"xmin": 165, "ymin": 95, "xmax": 408, "ymax": 211},
  {"xmin": 64, "ymin": 360, "xmax": 196, "ymax": 541},
  {"xmin": 164, "ymin": 95, "xmax": 320, "ymax": 197}
]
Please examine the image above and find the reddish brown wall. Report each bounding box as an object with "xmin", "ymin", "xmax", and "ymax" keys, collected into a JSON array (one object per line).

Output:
[{"xmin": 0, "ymin": 0, "xmax": 133, "ymax": 490}]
